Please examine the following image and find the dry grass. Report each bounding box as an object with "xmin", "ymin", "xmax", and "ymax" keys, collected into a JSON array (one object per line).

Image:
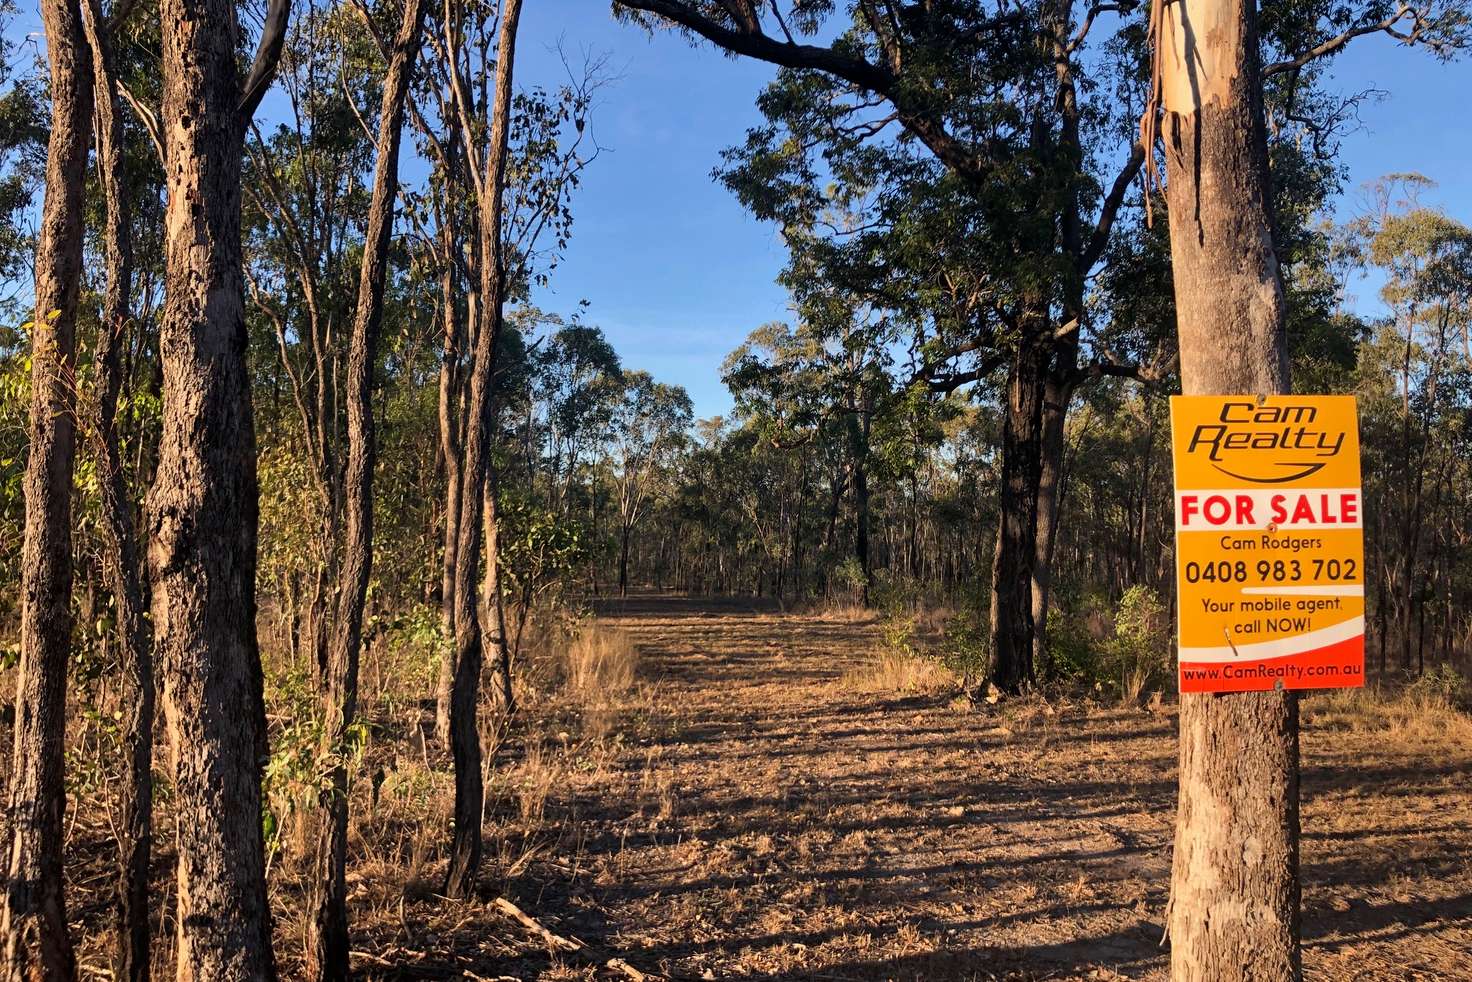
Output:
[
  {"xmin": 816, "ymin": 602, "xmax": 880, "ymax": 623},
  {"xmin": 1304, "ymin": 673, "xmax": 1472, "ymax": 746},
  {"xmin": 563, "ymin": 622, "xmax": 640, "ymax": 698},
  {"xmin": 841, "ymin": 649, "xmax": 957, "ymax": 695}
]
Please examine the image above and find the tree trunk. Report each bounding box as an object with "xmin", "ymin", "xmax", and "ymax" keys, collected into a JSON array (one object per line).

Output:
[
  {"xmin": 848, "ymin": 411, "xmax": 872, "ymax": 605},
  {"xmin": 2, "ymin": 0, "xmax": 91, "ymax": 976},
  {"xmin": 1158, "ymin": 0, "xmax": 1301, "ymax": 976},
  {"xmin": 619, "ymin": 522, "xmax": 631, "ymax": 598},
  {"xmin": 434, "ymin": 144, "xmax": 464, "ymax": 747},
  {"xmin": 149, "ymin": 1, "xmax": 283, "ymax": 977},
  {"xmin": 309, "ymin": 1, "xmax": 425, "ymax": 977},
  {"xmin": 482, "ymin": 486, "xmax": 514, "ymax": 712},
  {"xmin": 445, "ymin": 0, "xmax": 524, "ymax": 900},
  {"xmin": 1031, "ymin": 366, "xmax": 1071, "ymax": 679},
  {"xmin": 989, "ymin": 340, "xmax": 1046, "ymax": 693},
  {"xmin": 80, "ymin": 2, "xmax": 154, "ymax": 977}
]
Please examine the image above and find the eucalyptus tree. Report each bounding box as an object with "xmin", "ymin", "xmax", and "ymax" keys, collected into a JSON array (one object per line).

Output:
[
  {"xmin": 617, "ymin": 0, "xmax": 1167, "ymax": 690},
  {"xmin": 244, "ymin": 0, "xmax": 383, "ymax": 677},
  {"xmin": 309, "ymin": 0, "xmax": 428, "ymax": 975},
  {"xmin": 146, "ymin": 0, "xmax": 290, "ymax": 975},
  {"xmin": 407, "ymin": 30, "xmax": 604, "ymax": 742},
  {"xmin": 724, "ymin": 317, "xmax": 898, "ymax": 602},
  {"xmin": 3, "ymin": 0, "xmax": 92, "ymax": 974},
  {"xmin": 1146, "ymin": 0, "xmax": 1466, "ymax": 974},
  {"xmin": 438, "ymin": 0, "xmax": 525, "ymax": 899},
  {"xmin": 609, "ymin": 371, "xmax": 693, "ymax": 595},
  {"xmin": 533, "ymin": 323, "xmax": 624, "ymax": 509},
  {"xmin": 1351, "ymin": 180, "xmax": 1472, "ymax": 672},
  {"xmin": 77, "ymin": 0, "xmax": 159, "ymax": 974}
]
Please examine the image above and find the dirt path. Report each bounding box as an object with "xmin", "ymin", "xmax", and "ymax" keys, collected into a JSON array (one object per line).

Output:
[{"xmin": 525, "ymin": 596, "xmax": 1470, "ymax": 981}]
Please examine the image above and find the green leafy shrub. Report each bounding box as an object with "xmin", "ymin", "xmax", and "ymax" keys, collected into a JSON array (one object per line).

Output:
[
  {"xmin": 1045, "ymin": 608, "xmax": 1099, "ymax": 684},
  {"xmin": 938, "ymin": 595, "xmax": 990, "ymax": 685},
  {"xmin": 1105, "ymin": 585, "xmax": 1172, "ymax": 703}
]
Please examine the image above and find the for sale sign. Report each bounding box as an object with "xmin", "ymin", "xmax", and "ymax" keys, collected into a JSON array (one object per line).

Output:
[{"xmin": 1170, "ymin": 395, "xmax": 1365, "ymax": 693}]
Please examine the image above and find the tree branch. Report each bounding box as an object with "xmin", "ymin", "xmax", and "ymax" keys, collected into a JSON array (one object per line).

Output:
[
  {"xmin": 615, "ymin": 0, "xmax": 996, "ymax": 183},
  {"xmin": 1079, "ymin": 142, "xmax": 1144, "ymax": 273},
  {"xmin": 239, "ymin": 0, "xmax": 292, "ymax": 122},
  {"xmin": 1263, "ymin": 4, "xmax": 1416, "ymax": 77}
]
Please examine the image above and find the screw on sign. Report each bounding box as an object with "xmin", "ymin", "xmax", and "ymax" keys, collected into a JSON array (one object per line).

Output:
[{"xmin": 1170, "ymin": 395, "xmax": 1365, "ymax": 693}]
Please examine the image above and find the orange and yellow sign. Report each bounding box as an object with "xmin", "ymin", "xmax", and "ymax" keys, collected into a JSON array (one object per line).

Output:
[{"xmin": 1170, "ymin": 395, "xmax": 1365, "ymax": 693}]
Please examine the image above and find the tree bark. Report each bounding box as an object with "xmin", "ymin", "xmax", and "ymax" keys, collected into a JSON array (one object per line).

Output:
[
  {"xmin": 149, "ymin": 0, "xmax": 285, "ymax": 977},
  {"xmin": 445, "ymin": 0, "xmax": 524, "ymax": 900},
  {"xmin": 989, "ymin": 340, "xmax": 1046, "ymax": 693},
  {"xmin": 434, "ymin": 138, "xmax": 465, "ymax": 747},
  {"xmin": 308, "ymin": 1, "xmax": 426, "ymax": 977},
  {"xmin": 847, "ymin": 410, "xmax": 872, "ymax": 606},
  {"xmin": 1031, "ymin": 366, "xmax": 1070, "ymax": 679},
  {"xmin": 1158, "ymin": 0, "xmax": 1301, "ymax": 976},
  {"xmin": 482, "ymin": 486, "xmax": 514, "ymax": 711},
  {"xmin": 616, "ymin": 521, "xmax": 630, "ymax": 597},
  {"xmin": 2, "ymin": 0, "xmax": 92, "ymax": 977},
  {"xmin": 80, "ymin": 2, "xmax": 154, "ymax": 977}
]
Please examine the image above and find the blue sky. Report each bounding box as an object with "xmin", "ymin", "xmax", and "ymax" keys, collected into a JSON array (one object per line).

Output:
[
  {"xmin": 515, "ymin": 5, "xmax": 788, "ymax": 420},
  {"xmin": 517, "ymin": 7, "xmax": 1472, "ymax": 419}
]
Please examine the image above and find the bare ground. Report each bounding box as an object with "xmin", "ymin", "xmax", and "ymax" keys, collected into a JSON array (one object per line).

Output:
[
  {"xmin": 57, "ymin": 594, "xmax": 1472, "ymax": 979},
  {"xmin": 505, "ymin": 596, "xmax": 1472, "ymax": 981}
]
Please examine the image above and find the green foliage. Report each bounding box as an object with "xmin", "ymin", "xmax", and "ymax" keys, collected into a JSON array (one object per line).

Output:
[
  {"xmin": 372, "ymin": 601, "xmax": 448, "ymax": 701},
  {"xmin": 1105, "ymin": 586, "xmax": 1172, "ymax": 702},
  {"xmin": 1045, "ymin": 608, "xmax": 1100, "ymax": 685},
  {"xmin": 499, "ymin": 490, "xmax": 589, "ymax": 605},
  {"xmin": 831, "ymin": 556, "xmax": 868, "ymax": 606},
  {"xmin": 938, "ymin": 594, "xmax": 991, "ymax": 683},
  {"xmin": 0, "ymin": 323, "xmax": 27, "ymax": 619},
  {"xmin": 872, "ymin": 570, "xmax": 920, "ymax": 657}
]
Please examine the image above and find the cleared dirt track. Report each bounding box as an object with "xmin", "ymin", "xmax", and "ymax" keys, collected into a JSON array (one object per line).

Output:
[{"xmin": 523, "ymin": 596, "xmax": 1472, "ymax": 981}]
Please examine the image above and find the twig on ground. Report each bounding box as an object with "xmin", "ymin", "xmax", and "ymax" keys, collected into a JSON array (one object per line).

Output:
[{"xmin": 492, "ymin": 896, "xmax": 664, "ymax": 980}]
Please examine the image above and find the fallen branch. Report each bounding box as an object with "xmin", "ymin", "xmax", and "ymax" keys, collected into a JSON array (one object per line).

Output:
[
  {"xmin": 493, "ymin": 896, "xmax": 583, "ymax": 953},
  {"xmin": 492, "ymin": 896, "xmax": 663, "ymax": 980}
]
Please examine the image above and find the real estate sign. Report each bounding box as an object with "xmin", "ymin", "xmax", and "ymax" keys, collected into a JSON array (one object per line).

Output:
[{"xmin": 1170, "ymin": 395, "xmax": 1365, "ymax": 693}]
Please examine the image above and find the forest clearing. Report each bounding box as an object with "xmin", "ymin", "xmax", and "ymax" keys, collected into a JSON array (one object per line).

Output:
[
  {"xmin": 46, "ymin": 596, "xmax": 1472, "ymax": 980},
  {"xmin": 4, "ymin": 0, "xmax": 1472, "ymax": 979}
]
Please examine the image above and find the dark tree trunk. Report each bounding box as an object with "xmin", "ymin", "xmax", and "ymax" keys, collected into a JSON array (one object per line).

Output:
[
  {"xmin": 445, "ymin": 0, "xmax": 524, "ymax": 900},
  {"xmin": 80, "ymin": 2, "xmax": 154, "ymax": 977},
  {"xmin": 989, "ymin": 340, "xmax": 1046, "ymax": 693},
  {"xmin": 148, "ymin": 0, "xmax": 285, "ymax": 977},
  {"xmin": 1158, "ymin": 0, "xmax": 1301, "ymax": 976},
  {"xmin": 1032, "ymin": 365, "xmax": 1071, "ymax": 679},
  {"xmin": 308, "ymin": 1, "xmax": 426, "ymax": 977},
  {"xmin": 2, "ymin": 0, "xmax": 91, "ymax": 976}
]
